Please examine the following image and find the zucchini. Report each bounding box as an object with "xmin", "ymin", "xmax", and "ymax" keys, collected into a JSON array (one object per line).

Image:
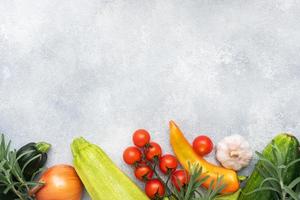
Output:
[
  {"xmin": 71, "ymin": 137, "xmax": 149, "ymax": 200},
  {"xmin": 17, "ymin": 142, "xmax": 51, "ymax": 180},
  {"xmin": 238, "ymin": 133, "xmax": 300, "ymax": 200}
]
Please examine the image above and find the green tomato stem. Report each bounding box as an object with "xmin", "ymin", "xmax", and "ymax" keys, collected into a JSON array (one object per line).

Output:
[{"xmin": 149, "ymin": 157, "xmax": 175, "ymax": 197}]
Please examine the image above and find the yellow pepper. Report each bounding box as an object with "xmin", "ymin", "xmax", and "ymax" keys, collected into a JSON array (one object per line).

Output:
[{"xmin": 170, "ymin": 120, "xmax": 239, "ymax": 194}]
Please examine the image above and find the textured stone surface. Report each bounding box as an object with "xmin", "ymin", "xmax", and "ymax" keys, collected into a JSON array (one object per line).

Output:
[{"xmin": 1, "ymin": 0, "xmax": 300, "ymax": 198}]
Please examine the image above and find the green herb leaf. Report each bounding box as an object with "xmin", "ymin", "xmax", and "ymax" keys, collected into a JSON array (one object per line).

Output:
[
  {"xmin": 171, "ymin": 163, "xmax": 226, "ymax": 200},
  {"xmin": 0, "ymin": 134, "xmax": 43, "ymax": 200},
  {"xmin": 251, "ymin": 143, "xmax": 300, "ymax": 200}
]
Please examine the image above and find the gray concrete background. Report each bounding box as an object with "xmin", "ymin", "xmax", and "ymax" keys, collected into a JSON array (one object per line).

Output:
[{"xmin": 1, "ymin": 0, "xmax": 300, "ymax": 199}]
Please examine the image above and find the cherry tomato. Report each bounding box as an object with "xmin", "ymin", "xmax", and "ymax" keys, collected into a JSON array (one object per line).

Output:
[
  {"xmin": 123, "ymin": 146, "xmax": 142, "ymax": 165},
  {"xmin": 133, "ymin": 129, "xmax": 151, "ymax": 147},
  {"xmin": 171, "ymin": 170, "xmax": 189, "ymax": 190},
  {"xmin": 159, "ymin": 154, "xmax": 178, "ymax": 174},
  {"xmin": 145, "ymin": 179, "xmax": 165, "ymax": 198},
  {"xmin": 134, "ymin": 165, "xmax": 153, "ymax": 181},
  {"xmin": 192, "ymin": 135, "xmax": 213, "ymax": 156},
  {"xmin": 137, "ymin": 160, "xmax": 148, "ymax": 166},
  {"xmin": 145, "ymin": 142, "xmax": 162, "ymax": 160}
]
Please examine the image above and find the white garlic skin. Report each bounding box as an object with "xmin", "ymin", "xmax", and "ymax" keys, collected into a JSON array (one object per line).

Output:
[{"xmin": 216, "ymin": 134, "xmax": 253, "ymax": 171}]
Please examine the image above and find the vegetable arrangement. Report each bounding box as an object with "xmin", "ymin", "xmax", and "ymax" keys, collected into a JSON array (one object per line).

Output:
[
  {"xmin": 0, "ymin": 134, "xmax": 83, "ymax": 200},
  {"xmin": 1, "ymin": 120, "xmax": 300, "ymax": 200},
  {"xmin": 121, "ymin": 123, "xmax": 243, "ymax": 200}
]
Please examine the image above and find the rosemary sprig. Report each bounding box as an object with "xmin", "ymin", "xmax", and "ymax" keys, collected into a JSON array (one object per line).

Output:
[
  {"xmin": 172, "ymin": 163, "xmax": 226, "ymax": 200},
  {"xmin": 245, "ymin": 142, "xmax": 300, "ymax": 200},
  {"xmin": 0, "ymin": 134, "xmax": 42, "ymax": 200}
]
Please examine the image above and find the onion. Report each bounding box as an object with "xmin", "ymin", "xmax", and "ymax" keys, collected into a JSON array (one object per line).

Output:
[{"xmin": 34, "ymin": 164, "xmax": 83, "ymax": 200}]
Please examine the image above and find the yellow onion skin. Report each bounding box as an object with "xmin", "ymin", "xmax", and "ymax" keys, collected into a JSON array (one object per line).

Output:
[{"xmin": 35, "ymin": 164, "xmax": 83, "ymax": 200}]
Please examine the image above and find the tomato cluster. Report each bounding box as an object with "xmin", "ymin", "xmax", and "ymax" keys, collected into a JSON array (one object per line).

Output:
[
  {"xmin": 123, "ymin": 129, "xmax": 214, "ymax": 199},
  {"xmin": 123, "ymin": 129, "xmax": 190, "ymax": 199}
]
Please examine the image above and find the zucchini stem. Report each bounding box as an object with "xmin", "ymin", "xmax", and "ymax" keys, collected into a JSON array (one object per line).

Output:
[{"xmin": 35, "ymin": 142, "xmax": 51, "ymax": 153}]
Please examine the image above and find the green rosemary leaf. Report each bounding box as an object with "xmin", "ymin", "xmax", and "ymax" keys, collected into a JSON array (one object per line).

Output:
[
  {"xmin": 199, "ymin": 175, "xmax": 209, "ymax": 185},
  {"xmin": 256, "ymin": 151, "xmax": 278, "ymax": 176},
  {"xmin": 3, "ymin": 182, "xmax": 17, "ymax": 194},
  {"xmin": 296, "ymin": 184, "xmax": 300, "ymax": 199},
  {"xmin": 259, "ymin": 177, "xmax": 280, "ymax": 188},
  {"xmin": 253, "ymin": 142, "xmax": 300, "ymax": 200},
  {"xmin": 5, "ymin": 140, "xmax": 11, "ymax": 157},
  {"xmin": 283, "ymin": 185, "xmax": 300, "ymax": 200},
  {"xmin": 31, "ymin": 167, "xmax": 45, "ymax": 181},
  {"xmin": 24, "ymin": 181, "xmax": 43, "ymax": 187},
  {"xmin": 209, "ymin": 177, "xmax": 226, "ymax": 197},
  {"xmin": 0, "ymin": 173, "xmax": 8, "ymax": 184},
  {"xmin": 271, "ymin": 143, "xmax": 284, "ymax": 166},
  {"xmin": 172, "ymin": 185, "xmax": 181, "ymax": 198},
  {"xmin": 244, "ymin": 186, "xmax": 281, "ymax": 195},
  {"xmin": 0, "ymin": 134, "xmax": 43, "ymax": 200},
  {"xmin": 289, "ymin": 177, "xmax": 300, "ymax": 190},
  {"xmin": 286, "ymin": 158, "xmax": 300, "ymax": 170},
  {"xmin": 208, "ymin": 178, "xmax": 215, "ymax": 193},
  {"xmin": 259, "ymin": 163, "xmax": 282, "ymax": 191},
  {"xmin": 184, "ymin": 164, "xmax": 203, "ymax": 200},
  {"xmin": 171, "ymin": 163, "xmax": 226, "ymax": 200},
  {"xmin": 256, "ymin": 166, "xmax": 272, "ymax": 180}
]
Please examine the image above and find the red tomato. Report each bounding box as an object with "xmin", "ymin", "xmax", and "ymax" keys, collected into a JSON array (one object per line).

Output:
[
  {"xmin": 133, "ymin": 129, "xmax": 151, "ymax": 147},
  {"xmin": 145, "ymin": 179, "xmax": 165, "ymax": 198},
  {"xmin": 192, "ymin": 135, "xmax": 213, "ymax": 156},
  {"xmin": 171, "ymin": 170, "xmax": 189, "ymax": 190},
  {"xmin": 134, "ymin": 165, "xmax": 153, "ymax": 181},
  {"xmin": 123, "ymin": 146, "xmax": 142, "ymax": 165},
  {"xmin": 137, "ymin": 160, "xmax": 148, "ymax": 166},
  {"xmin": 145, "ymin": 142, "xmax": 162, "ymax": 160},
  {"xmin": 159, "ymin": 154, "xmax": 178, "ymax": 174}
]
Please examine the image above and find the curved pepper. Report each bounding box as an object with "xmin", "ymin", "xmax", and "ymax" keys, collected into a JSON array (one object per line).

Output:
[{"xmin": 169, "ymin": 120, "xmax": 239, "ymax": 194}]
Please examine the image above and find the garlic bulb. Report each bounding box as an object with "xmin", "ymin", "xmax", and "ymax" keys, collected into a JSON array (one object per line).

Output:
[{"xmin": 216, "ymin": 134, "xmax": 252, "ymax": 171}]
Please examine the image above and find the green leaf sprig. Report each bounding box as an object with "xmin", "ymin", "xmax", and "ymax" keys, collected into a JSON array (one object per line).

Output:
[
  {"xmin": 172, "ymin": 163, "xmax": 226, "ymax": 200},
  {"xmin": 245, "ymin": 142, "xmax": 300, "ymax": 200},
  {"xmin": 0, "ymin": 134, "xmax": 43, "ymax": 200}
]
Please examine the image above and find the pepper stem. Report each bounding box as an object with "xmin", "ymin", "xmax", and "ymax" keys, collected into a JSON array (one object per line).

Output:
[{"xmin": 35, "ymin": 142, "xmax": 51, "ymax": 153}]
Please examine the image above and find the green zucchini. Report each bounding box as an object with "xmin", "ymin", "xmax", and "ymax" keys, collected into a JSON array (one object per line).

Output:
[
  {"xmin": 17, "ymin": 142, "xmax": 51, "ymax": 180},
  {"xmin": 71, "ymin": 137, "xmax": 149, "ymax": 200},
  {"xmin": 238, "ymin": 133, "xmax": 300, "ymax": 200}
]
